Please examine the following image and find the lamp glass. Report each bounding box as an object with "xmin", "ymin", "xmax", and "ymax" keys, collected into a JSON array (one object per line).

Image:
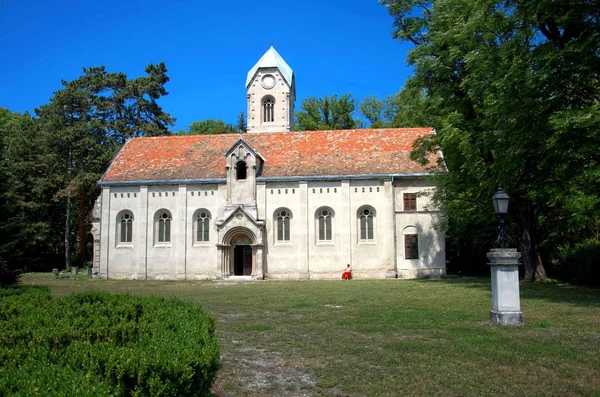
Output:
[{"xmin": 492, "ymin": 188, "xmax": 510, "ymax": 215}]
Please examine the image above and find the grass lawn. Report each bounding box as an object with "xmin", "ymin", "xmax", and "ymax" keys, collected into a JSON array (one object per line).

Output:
[{"xmin": 20, "ymin": 274, "xmax": 600, "ymax": 396}]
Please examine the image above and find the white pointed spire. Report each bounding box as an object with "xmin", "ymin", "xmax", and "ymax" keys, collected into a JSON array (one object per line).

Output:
[{"xmin": 246, "ymin": 46, "xmax": 294, "ymax": 89}]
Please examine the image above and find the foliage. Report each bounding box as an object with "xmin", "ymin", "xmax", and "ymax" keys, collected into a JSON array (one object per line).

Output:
[
  {"xmin": 0, "ymin": 287, "xmax": 219, "ymax": 396},
  {"xmin": 0, "ymin": 259, "xmax": 20, "ymax": 286},
  {"xmin": 382, "ymin": 0, "xmax": 600, "ymax": 280},
  {"xmin": 180, "ymin": 118, "xmax": 238, "ymax": 135},
  {"xmin": 554, "ymin": 238, "xmax": 600, "ymax": 286},
  {"xmin": 236, "ymin": 111, "xmax": 247, "ymax": 133},
  {"xmin": 0, "ymin": 64, "xmax": 175, "ymax": 272},
  {"xmin": 0, "ymin": 108, "xmax": 64, "ymax": 273},
  {"xmin": 296, "ymin": 94, "xmax": 358, "ymax": 130}
]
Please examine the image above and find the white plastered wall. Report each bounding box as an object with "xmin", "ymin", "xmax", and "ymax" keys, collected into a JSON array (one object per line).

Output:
[
  {"xmin": 98, "ymin": 177, "xmax": 445, "ymax": 280},
  {"xmin": 394, "ymin": 179, "xmax": 446, "ymax": 278}
]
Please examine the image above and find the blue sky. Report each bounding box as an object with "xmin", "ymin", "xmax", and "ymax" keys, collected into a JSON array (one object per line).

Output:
[{"xmin": 0, "ymin": 0, "xmax": 414, "ymax": 131}]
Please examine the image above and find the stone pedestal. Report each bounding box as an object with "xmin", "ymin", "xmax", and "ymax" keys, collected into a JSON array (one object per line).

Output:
[
  {"xmin": 52, "ymin": 268, "xmax": 59, "ymax": 277},
  {"xmin": 71, "ymin": 266, "xmax": 78, "ymax": 275},
  {"xmin": 487, "ymin": 248, "xmax": 524, "ymax": 326}
]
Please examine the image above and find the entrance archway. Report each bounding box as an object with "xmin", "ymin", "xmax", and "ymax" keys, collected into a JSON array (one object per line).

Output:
[
  {"xmin": 234, "ymin": 245, "xmax": 253, "ymax": 275},
  {"xmin": 218, "ymin": 225, "xmax": 264, "ymax": 279}
]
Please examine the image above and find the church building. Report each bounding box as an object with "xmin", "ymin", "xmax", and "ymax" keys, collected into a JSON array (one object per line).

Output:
[{"xmin": 91, "ymin": 47, "xmax": 446, "ymax": 280}]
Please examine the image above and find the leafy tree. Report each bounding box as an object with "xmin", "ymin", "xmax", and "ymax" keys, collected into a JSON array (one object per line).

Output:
[
  {"xmin": 180, "ymin": 119, "xmax": 238, "ymax": 135},
  {"xmin": 0, "ymin": 108, "xmax": 63, "ymax": 279},
  {"xmin": 296, "ymin": 94, "xmax": 357, "ymax": 130},
  {"xmin": 110, "ymin": 63, "xmax": 175, "ymax": 143},
  {"xmin": 237, "ymin": 112, "xmax": 247, "ymax": 133},
  {"xmin": 32, "ymin": 64, "xmax": 175, "ymax": 269},
  {"xmin": 359, "ymin": 90, "xmax": 432, "ymax": 128},
  {"xmin": 360, "ymin": 95, "xmax": 389, "ymax": 128},
  {"xmin": 382, "ymin": 0, "xmax": 600, "ymax": 281}
]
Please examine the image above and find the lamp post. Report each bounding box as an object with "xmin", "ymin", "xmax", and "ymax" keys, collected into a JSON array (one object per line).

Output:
[
  {"xmin": 492, "ymin": 187, "xmax": 511, "ymax": 248},
  {"xmin": 486, "ymin": 187, "xmax": 524, "ymax": 326}
]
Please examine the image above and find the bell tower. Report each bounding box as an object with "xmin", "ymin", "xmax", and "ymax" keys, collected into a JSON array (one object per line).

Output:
[{"xmin": 246, "ymin": 46, "xmax": 295, "ymax": 133}]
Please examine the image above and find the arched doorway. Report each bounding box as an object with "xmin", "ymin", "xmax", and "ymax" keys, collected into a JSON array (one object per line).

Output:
[
  {"xmin": 219, "ymin": 227, "xmax": 264, "ymax": 279},
  {"xmin": 233, "ymin": 245, "xmax": 252, "ymax": 276},
  {"xmin": 229, "ymin": 233, "xmax": 253, "ymax": 276}
]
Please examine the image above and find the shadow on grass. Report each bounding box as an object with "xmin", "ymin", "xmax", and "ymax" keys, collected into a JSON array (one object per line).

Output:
[{"xmin": 433, "ymin": 277, "xmax": 600, "ymax": 307}]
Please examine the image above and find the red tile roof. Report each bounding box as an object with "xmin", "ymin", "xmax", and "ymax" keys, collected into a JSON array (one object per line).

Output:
[{"xmin": 101, "ymin": 128, "xmax": 444, "ymax": 183}]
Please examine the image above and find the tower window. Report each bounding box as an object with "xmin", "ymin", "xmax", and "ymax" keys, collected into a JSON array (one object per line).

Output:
[
  {"xmin": 262, "ymin": 96, "xmax": 275, "ymax": 123},
  {"xmin": 236, "ymin": 161, "xmax": 247, "ymax": 180}
]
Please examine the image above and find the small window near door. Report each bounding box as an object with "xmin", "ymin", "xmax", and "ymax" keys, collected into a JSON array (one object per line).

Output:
[
  {"xmin": 195, "ymin": 210, "xmax": 211, "ymax": 242},
  {"xmin": 275, "ymin": 208, "xmax": 291, "ymax": 242}
]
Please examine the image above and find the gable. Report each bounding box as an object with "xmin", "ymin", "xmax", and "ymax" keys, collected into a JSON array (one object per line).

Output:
[{"xmin": 100, "ymin": 128, "xmax": 445, "ymax": 184}]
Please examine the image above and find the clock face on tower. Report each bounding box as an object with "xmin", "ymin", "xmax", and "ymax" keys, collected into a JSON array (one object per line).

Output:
[{"xmin": 261, "ymin": 74, "xmax": 276, "ymax": 89}]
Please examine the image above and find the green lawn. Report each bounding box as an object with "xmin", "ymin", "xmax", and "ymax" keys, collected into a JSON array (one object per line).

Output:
[{"xmin": 20, "ymin": 274, "xmax": 600, "ymax": 396}]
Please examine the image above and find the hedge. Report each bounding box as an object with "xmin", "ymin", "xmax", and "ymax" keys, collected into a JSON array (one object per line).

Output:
[{"xmin": 0, "ymin": 287, "xmax": 220, "ymax": 396}]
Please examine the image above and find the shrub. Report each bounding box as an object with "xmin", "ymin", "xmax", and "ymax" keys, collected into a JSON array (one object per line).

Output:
[
  {"xmin": 0, "ymin": 288, "xmax": 219, "ymax": 396},
  {"xmin": 554, "ymin": 238, "xmax": 600, "ymax": 286},
  {"xmin": 0, "ymin": 258, "xmax": 21, "ymax": 286}
]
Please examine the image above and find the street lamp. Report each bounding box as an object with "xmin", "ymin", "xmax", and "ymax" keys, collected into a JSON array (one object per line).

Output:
[
  {"xmin": 486, "ymin": 186, "xmax": 523, "ymax": 326},
  {"xmin": 492, "ymin": 187, "xmax": 511, "ymax": 248}
]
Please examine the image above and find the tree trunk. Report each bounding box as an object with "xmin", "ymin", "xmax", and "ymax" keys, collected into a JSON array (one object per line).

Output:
[
  {"xmin": 77, "ymin": 183, "xmax": 88, "ymax": 266},
  {"xmin": 517, "ymin": 199, "xmax": 547, "ymax": 281},
  {"xmin": 64, "ymin": 149, "xmax": 72, "ymax": 270}
]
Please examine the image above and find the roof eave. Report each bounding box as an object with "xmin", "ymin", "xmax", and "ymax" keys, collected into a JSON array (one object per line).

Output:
[{"xmin": 98, "ymin": 172, "xmax": 446, "ymax": 187}]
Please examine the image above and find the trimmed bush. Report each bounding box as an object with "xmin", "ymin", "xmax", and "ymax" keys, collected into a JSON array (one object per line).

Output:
[{"xmin": 0, "ymin": 288, "xmax": 219, "ymax": 396}]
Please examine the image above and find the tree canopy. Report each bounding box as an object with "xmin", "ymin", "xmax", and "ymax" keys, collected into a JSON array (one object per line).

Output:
[
  {"xmin": 382, "ymin": 0, "xmax": 600, "ymax": 281},
  {"xmin": 179, "ymin": 119, "xmax": 238, "ymax": 135},
  {"xmin": 296, "ymin": 94, "xmax": 358, "ymax": 130},
  {"xmin": 0, "ymin": 63, "xmax": 175, "ymax": 278}
]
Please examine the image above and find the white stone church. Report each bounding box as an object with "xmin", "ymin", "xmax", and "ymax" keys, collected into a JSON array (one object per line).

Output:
[{"xmin": 91, "ymin": 47, "xmax": 446, "ymax": 280}]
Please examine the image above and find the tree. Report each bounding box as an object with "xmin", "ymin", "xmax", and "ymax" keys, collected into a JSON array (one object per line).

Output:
[
  {"xmin": 180, "ymin": 119, "xmax": 238, "ymax": 135},
  {"xmin": 382, "ymin": 0, "xmax": 600, "ymax": 281},
  {"xmin": 0, "ymin": 108, "xmax": 63, "ymax": 279},
  {"xmin": 296, "ymin": 94, "xmax": 357, "ymax": 131},
  {"xmin": 34, "ymin": 64, "xmax": 175, "ymax": 269},
  {"xmin": 237, "ymin": 112, "xmax": 247, "ymax": 133},
  {"xmin": 360, "ymin": 95, "xmax": 389, "ymax": 128}
]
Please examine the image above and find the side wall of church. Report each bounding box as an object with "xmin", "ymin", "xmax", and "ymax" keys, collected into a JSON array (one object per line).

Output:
[
  {"xmin": 98, "ymin": 178, "xmax": 445, "ymax": 280},
  {"xmin": 394, "ymin": 179, "xmax": 446, "ymax": 278}
]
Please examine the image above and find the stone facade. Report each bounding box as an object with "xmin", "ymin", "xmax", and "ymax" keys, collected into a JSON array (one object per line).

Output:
[
  {"xmin": 246, "ymin": 47, "xmax": 295, "ymax": 133},
  {"xmin": 92, "ymin": 47, "xmax": 446, "ymax": 280}
]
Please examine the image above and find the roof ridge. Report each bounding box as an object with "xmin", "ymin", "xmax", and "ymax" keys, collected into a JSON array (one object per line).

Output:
[{"xmin": 129, "ymin": 127, "xmax": 434, "ymax": 141}]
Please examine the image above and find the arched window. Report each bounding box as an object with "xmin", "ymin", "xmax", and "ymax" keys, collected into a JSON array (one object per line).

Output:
[
  {"xmin": 275, "ymin": 208, "xmax": 291, "ymax": 242},
  {"xmin": 358, "ymin": 206, "xmax": 375, "ymax": 241},
  {"xmin": 155, "ymin": 210, "xmax": 172, "ymax": 244},
  {"xmin": 317, "ymin": 207, "xmax": 334, "ymax": 241},
  {"xmin": 403, "ymin": 226, "xmax": 419, "ymax": 259},
  {"xmin": 236, "ymin": 161, "xmax": 247, "ymax": 180},
  {"xmin": 195, "ymin": 209, "xmax": 211, "ymax": 242},
  {"xmin": 117, "ymin": 211, "xmax": 133, "ymax": 244},
  {"xmin": 262, "ymin": 96, "xmax": 275, "ymax": 123}
]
